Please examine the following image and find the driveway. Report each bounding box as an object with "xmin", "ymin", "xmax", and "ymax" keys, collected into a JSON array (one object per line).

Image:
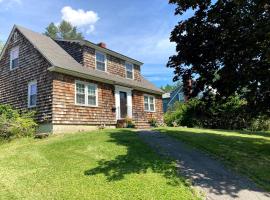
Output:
[{"xmin": 138, "ymin": 130, "xmax": 270, "ymax": 200}]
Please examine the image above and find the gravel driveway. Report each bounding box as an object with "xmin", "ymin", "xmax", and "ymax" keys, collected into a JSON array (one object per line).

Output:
[{"xmin": 138, "ymin": 130, "xmax": 270, "ymax": 200}]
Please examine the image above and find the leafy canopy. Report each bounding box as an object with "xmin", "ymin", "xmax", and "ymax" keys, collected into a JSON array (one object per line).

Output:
[
  {"xmin": 0, "ymin": 40, "xmax": 4, "ymax": 54},
  {"xmin": 168, "ymin": 0, "xmax": 270, "ymax": 115},
  {"xmin": 160, "ymin": 81, "xmax": 182, "ymax": 92},
  {"xmin": 44, "ymin": 20, "xmax": 84, "ymax": 40}
]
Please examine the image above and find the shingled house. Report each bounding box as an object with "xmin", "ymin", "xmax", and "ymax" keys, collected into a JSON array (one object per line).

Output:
[{"xmin": 0, "ymin": 25, "xmax": 163, "ymax": 133}]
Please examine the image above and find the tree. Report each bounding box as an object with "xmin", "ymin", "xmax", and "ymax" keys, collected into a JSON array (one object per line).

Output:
[
  {"xmin": 161, "ymin": 81, "xmax": 182, "ymax": 92},
  {"xmin": 0, "ymin": 40, "xmax": 4, "ymax": 54},
  {"xmin": 167, "ymin": 0, "xmax": 270, "ymax": 115},
  {"xmin": 44, "ymin": 20, "xmax": 84, "ymax": 40}
]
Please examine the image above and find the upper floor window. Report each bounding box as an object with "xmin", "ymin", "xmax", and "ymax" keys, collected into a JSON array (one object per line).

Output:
[
  {"xmin": 125, "ymin": 62, "xmax": 134, "ymax": 79},
  {"xmin": 75, "ymin": 81, "xmax": 98, "ymax": 107},
  {"xmin": 96, "ymin": 51, "xmax": 106, "ymax": 71},
  {"xmin": 10, "ymin": 46, "xmax": 19, "ymax": 70},
  {"xmin": 144, "ymin": 95, "xmax": 155, "ymax": 112},
  {"xmin": 28, "ymin": 80, "xmax": 37, "ymax": 108}
]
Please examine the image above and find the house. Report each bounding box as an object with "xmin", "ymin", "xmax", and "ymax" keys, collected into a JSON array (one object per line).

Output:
[
  {"xmin": 162, "ymin": 85, "xmax": 185, "ymax": 112},
  {"xmin": 0, "ymin": 25, "xmax": 164, "ymax": 133}
]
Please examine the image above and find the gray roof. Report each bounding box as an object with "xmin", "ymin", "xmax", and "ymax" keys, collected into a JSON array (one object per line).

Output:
[{"xmin": 14, "ymin": 25, "xmax": 163, "ymax": 94}]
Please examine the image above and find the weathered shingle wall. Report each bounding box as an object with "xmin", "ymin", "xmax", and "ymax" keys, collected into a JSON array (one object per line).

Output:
[
  {"xmin": 52, "ymin": 73, "xmax": 116, "ymax": 125},
  {"xmin": 0, "ymin": 30, "xmax": 53, "ymax": 122}
]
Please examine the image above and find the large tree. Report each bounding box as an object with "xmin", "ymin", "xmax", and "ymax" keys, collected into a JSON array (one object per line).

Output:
[
  {"xmin": 167, "ymin": 0, "xmax": 270, "ymax": 115},
  {"xmin": 44, "ymin": 20, "xmax": 84, "ymax": 40}
]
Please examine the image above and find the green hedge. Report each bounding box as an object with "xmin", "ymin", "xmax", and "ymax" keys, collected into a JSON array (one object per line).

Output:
[
  {"xmin": 164, "ymin": 96, "xmax": 269, "ymax": 131},
  {"xmin": 0, "ymin": 105, "xmax": 37, "ymax": 140}
]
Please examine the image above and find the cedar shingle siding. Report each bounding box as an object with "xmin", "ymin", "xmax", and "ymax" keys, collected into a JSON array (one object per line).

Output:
[
  {"xmin": 0, "ymin": 30, "xmax": 53, "ymax": 123},
  {"xmin": 0, "ymin": 25, "xmax": 163, "ymax": 133}
]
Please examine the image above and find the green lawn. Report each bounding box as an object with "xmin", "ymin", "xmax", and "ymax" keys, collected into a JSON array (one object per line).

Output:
[
  {"xmin": 157, "ymin": 127, "xmax": 270, "ymax": 191},
  {"xmin": 0, "ymin": 129, "xmax": 199, "ymax": 200}
]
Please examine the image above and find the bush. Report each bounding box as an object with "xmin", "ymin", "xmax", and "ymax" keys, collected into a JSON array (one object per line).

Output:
[
  {"xmin": 148, "ymin": 117, "xmax": 158, "ymax": 127},
  {"xmin": 249, "ymin": 116, "xmax": 270, "ymax": 131},
  {"xmin": 164, "ymin": 95, "xmax": 268, "ymax": 130},
  {"xmin": 0, "ymin": 105, "xmax": 37, "ymax": 140}
]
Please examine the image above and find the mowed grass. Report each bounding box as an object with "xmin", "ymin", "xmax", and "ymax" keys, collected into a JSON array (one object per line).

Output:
[
  {"xmin": 157, "ymin": 127, "xmax": 270, "ymax": 191},
  {"xmin": 0, "ymin": 129, "xmax": 199, "ymax": 200}
]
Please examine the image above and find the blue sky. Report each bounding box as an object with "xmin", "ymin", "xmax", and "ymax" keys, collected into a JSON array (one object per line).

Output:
[{"xmin": 0, "ymin": 0, "xmax": 191, "ymax": 87}]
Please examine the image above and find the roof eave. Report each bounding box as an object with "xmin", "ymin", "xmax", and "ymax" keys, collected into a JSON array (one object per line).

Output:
[{"xmin": 48, "ymin": 66, "xmax": 163, "ymax": 95}]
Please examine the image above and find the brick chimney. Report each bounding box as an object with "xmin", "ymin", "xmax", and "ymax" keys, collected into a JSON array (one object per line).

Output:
[{"xmin": 97, "ymin": 42, "xmax": 107, "ymax": 48}]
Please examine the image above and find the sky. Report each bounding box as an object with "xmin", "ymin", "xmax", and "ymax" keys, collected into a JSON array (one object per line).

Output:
[{"xmin": 0, "ymin": 0, "xmax": 192, "ymax": 87}]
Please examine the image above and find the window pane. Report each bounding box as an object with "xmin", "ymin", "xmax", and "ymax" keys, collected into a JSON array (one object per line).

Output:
[
  {"xmin": 125, "ymin": 63, "xmax": 133, "ymax": 71},
  {"xmin": 76, "ymin": 83, "xmax": 85, "ymax": 94},
  {"xmin": 96, "ymin": 61, "xmax": 105, "ymax": 71},
  {"xmin": 144, "ymin": 96, "xmax": 148, "ymax": 103},
  {"xmin": 88, "ymin": 96, "xmax": 96, "ymax": 106},
  {"xmin": 30, "ymin": 94, "xmax": 37, "ymax": 106},
  {"xmin": 126, "ymin": 71, "xmax": 133, "ymax": 79},
  {"xmin": 88, "ymin": 85, "xmax": 96, "ymax": 96},
  {"xmin": 149, "ymin": 97, "xmax": 154, "ymax": 104},
  {"xmin": 12, "ymin": 58, "xmax": 19, "ymax": 69},
  {"xmin": 76, "ymin": 94, "xmax": 85, "ymax": 104},
  {"xmin": 150, "ymin": 104, "xmax": 154, "ymax": 111},
  {"xmin": 96, "ymin": 52, "xmax": 105, "ymax": 62},
  {"xmin": 144, "ymin": 103, "xmax": 149, "ymax": 111},
  {"xmin": 30, "ymin": 84, "xmax": 37, "ymax": 95}
]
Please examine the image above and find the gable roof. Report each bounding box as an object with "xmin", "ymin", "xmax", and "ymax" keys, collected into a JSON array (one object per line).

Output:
[{"xmin": 1, "ymin": 25, "xmax": 163, "ymax": 94}]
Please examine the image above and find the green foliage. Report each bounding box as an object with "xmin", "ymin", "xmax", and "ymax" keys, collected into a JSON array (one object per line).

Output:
[
  {"xmin": 168, "ymin": 0, "xmax": 270, "ymax": 116},
  {"xmin": 44, "ymin": 20, "xmax": 84, "ymax": 40},
  {"xmin": 250, "ymin": 116, "xmax": 270, "ymax": 131},
  {"xmin": 148, "ymin": 117, "xmax": 158, "ymax": 127},
  {"xmin": 0, "ymin": 40, "xmax": 4, "ymax": 54},
  {"xmin": 160, "ymin": 82, "xmax": 182, "ymax": 92},
  {"xmin": 164, "ymin": 96, "xmax": 270, "ymax": 130},
  {"xmin": 0, "ymin": 105, "xmax": 37, "ymax": 140}
]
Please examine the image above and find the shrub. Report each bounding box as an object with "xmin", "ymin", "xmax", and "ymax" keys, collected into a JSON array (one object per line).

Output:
[
  {"xmin": 164, "ymin": 95, "xmax": 264, "ymax": 130},
  {"xmin": 249, "ymin": 116, "xmax": 270, "ymax": 131},
  {"xmin": 0, "ymin": 105, "xmax": 37, "ymax": 140},
  {"xmin": 148, "ymin": 117, "xmax": 158, "ymax": 127}
]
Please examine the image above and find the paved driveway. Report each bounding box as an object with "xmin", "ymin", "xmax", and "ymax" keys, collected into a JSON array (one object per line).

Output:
[{"xmin": 138, "ymin": 130, "xmax": 270, "ymax": 200}]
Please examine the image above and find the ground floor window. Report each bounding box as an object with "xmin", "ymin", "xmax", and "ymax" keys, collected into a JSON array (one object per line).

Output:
[
  {"xmin": 75, "ymin": 81, "xmax": 98, "ymax": 106},
  {"xmin": 28, "ymin": 80, "xmax": 37, "ymax": 108},
  {"xmin": 144, "ymin": 95, "xmax": 155, "ymax": 112}
]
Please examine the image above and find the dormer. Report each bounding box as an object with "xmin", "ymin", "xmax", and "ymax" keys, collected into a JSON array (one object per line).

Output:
[{"xmin": 55, "ymin": 39, "xmax": 142, "ymax": 82}]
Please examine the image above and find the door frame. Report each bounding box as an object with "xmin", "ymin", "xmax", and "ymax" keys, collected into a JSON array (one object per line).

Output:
[{"xmin": 115, "ymin": 85, "xmax": 132, "ymax": 120}]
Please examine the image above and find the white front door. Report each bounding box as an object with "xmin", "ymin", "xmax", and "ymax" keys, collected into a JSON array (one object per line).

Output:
[{"xmin": 115, "ymin": 85, "xmax": 132, "ymax": 120}]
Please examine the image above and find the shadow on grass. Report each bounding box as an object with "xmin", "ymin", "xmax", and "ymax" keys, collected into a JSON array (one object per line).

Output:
[
  {"xmin": 84, "ymin": 130, "xmax": 188, "ymax": 187},
  {"xmin": 157, "ymin": 128, "xmax": 270, "ymax": 193}
]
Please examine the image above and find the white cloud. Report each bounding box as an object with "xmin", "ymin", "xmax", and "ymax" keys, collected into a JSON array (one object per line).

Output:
[
  {"xmin": 61, "ymin": 6, "xmax": 99, "ymax": 34},
  {"xmin": 0, "ymin": 0, "xmax": 21, "ymax": 9}
]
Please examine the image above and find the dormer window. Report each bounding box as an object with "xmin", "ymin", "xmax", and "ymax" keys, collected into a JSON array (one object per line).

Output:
[
  {"xmin": 96, "ymin": 51, "xmax": 106, "ymax": 71},
  {"xmin": 125, "ymin": 62, "xmax": 134, "ymax": 79},
  {"xmin": 10, "ymin": 46, "xmax": 19, "ymax": 70}
]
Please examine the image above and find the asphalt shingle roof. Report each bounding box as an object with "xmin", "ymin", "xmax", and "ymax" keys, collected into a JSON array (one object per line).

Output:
[{"xmin": 16, "ymin": 25, "xmax": 163, "ymax": 94}]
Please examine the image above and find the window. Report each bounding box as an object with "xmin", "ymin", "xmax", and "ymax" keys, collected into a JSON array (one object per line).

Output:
[
  {"xmin": 75, "ymin": 81, "xmax": 98, "ymax": 106},
  {"xmin": 144, "ymin": 95, "xmax": 155, "ymax": 112},
  {"xmin": 125, "ymin": 62, "xmax": 134, "ymax": 79},
  {"xmin": 10, "ymin": 46, "xmax": 19, "ymax": 70},
  {"xmin": 96, "ymin": 51, "xmax": 106, "ymax": 71},
  {"xmin": 28, "ymin": 81, "xmax": 37, "ymax": 108}
]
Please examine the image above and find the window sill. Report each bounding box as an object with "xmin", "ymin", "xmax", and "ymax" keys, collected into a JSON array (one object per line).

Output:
[
  {"xmin": 75, "ymin": 104, "xmax": 99, "ymax": 108},
  {"xmin": 144, "ymin": 110, "xmax": 156, "ymax": 113}
]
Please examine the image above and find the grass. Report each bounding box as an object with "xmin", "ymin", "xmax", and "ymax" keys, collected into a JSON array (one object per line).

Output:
[
  {"xmin": 0, "ymin": 129, "xmax": 199, "ymax": 200},
  {"xmin": 157, "ymin": 127, "xmax": 270, "ymax": 191}
]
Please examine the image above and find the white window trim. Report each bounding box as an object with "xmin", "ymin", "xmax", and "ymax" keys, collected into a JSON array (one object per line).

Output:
[
  {"xmin": 28, "ymin": 80, "xmax": 37, "ymax": 108},
  {"xmin": 144, "ymin": 94, "xmax": 155, "ymax": 112},
  {"xmin": 10, "ymin": 46, "xmax": 19, "ymax": 70},
  {"xmin": 95, "ymin": 51, "xmax": 107, "ymax": 72},
  {"xmin": 75, "ymin": 80, "xmax": 98, "ymax": 107},
  {"xmin": 125, "ymin": 62, "xmax": 134, "ymax": 79}
]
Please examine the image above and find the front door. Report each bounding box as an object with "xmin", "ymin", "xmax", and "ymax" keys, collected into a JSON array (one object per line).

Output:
[{"xmin": 120, "ymin": 91, "xmax": 127, "ymax": 118}]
